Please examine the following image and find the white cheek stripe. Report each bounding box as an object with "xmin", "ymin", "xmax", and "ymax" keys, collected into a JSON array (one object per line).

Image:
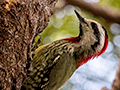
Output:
[{"xmin": 98, "ymin": 25, "xmax": 105, "ymax": 52}]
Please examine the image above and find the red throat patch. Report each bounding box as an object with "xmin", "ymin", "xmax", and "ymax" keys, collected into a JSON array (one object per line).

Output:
[
  {"xmin": 63, "ymin": 37, "xmax": 80, "ymax": 43},
  {"xmin": 78, "ymin": 35, "xmax": 108, "ymax": 67},
  {"xmin": 63, "ymin": 35, "xmax": 108, "ymax": 68}
]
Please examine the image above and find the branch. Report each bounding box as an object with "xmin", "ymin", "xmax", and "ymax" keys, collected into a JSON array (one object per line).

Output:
[{"xmin": 66, "ymin": 0, "xmax": 120, "ymax": 24}]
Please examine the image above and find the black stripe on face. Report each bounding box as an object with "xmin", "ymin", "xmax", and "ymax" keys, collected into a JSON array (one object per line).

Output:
[
  {"xmin": 79, "ymin": 23, "xmax": 83, "ymax": 36},
  {"xmin": 102, "ymin": 26, "xmax": 108, "ymax": 38},
  {"xmin": 91, "ymin": 22, "xmax": 100, "ymax": 51}
]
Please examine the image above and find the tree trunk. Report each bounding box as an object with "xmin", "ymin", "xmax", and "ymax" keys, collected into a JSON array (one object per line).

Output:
[{"xmin": 0, "ymin": 0, "xmax": 58, "ymax": 90}]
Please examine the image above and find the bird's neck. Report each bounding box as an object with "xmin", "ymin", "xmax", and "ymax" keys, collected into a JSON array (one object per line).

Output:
[{"xmin": 63, "ymin": 32, "xmax": 108, "ymax": 68}]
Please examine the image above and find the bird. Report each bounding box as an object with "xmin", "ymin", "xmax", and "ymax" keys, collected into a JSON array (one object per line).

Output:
[{"xmin": 21, "ymin": 10, "xmax": 108, "ymax": 90}]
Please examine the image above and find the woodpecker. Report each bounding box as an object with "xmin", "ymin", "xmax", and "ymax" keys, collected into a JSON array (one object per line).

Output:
[{"xmin": 21, "ymin": 10, "xmax": 108, "ymax": 90}]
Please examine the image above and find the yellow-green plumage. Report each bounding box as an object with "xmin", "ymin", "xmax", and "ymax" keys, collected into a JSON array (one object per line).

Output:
[
  {"xmin": 21, "ymin": 10, "xmax": 108, "ymax": 90},
  {"xmin": 21, "ymin": 40, "xmax": 77, "ymax": 90}
]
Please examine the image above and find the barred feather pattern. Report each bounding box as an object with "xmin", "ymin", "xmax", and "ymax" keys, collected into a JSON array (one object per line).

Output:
[
  {"xmin": 21, "ymin": 40, "xmax": 77, "ymax": 90},
  {"xmin": 21, "ymin": 33, "xmax": 104, "ymax": 90},
  {"xmin": 21, "ymin": 10, "xmax": 108, "ymax": 90}
]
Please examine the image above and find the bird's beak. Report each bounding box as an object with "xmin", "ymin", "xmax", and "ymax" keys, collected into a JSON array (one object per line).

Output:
[{"xmin": 74, "ymin": 10, "xmax": 84, "ymax": 23}]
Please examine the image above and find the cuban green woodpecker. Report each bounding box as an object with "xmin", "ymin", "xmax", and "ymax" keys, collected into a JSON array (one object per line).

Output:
[{"xmin": 21, "ymin": 10, "xmax": 108, "ymax": 90}]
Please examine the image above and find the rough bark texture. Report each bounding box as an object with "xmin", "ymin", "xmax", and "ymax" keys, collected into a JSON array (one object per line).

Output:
[
  {"xmin": 0, "ymin": 0, "xmax": 120, "ymax": 90},
  {"xmin": 0, "ymin": 0, "xmax": 58, "ymax": 90}
]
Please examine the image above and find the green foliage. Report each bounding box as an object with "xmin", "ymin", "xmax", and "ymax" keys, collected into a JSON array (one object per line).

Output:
[
  {"xmin": 37, "ymin": 1, "xmax": 120, "ymax": 57},
  {"xmin": 40, "ymin": 12, "xmax": 79, "ymax": 45},
  {"xmin": 39, "ymin": 8, "xmax": 111, "ymax": 46},
  {"xmin": 100, "ymin": 0, "xmax": 120, "ymax": 8}
]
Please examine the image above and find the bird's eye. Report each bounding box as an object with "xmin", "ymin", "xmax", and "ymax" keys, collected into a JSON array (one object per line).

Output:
[{"xmin": 91, "ymin": 22, "xmax": 98, "ymax": 31}]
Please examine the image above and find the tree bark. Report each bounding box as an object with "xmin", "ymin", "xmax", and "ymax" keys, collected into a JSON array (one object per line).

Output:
[{"xmin": 0, "ymin": 0, "xmax": 58, "ymax": 90}]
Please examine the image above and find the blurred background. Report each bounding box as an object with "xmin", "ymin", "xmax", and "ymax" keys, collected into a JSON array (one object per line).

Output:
[{"xmin": 38, "ymin": 0, "xmax": 120, "ymax": 90}]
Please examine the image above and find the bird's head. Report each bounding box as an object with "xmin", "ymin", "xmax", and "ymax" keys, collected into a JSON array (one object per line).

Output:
[{"xmin": 64, "ymin": 10, "xmax": 108, "ymax": 66}]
